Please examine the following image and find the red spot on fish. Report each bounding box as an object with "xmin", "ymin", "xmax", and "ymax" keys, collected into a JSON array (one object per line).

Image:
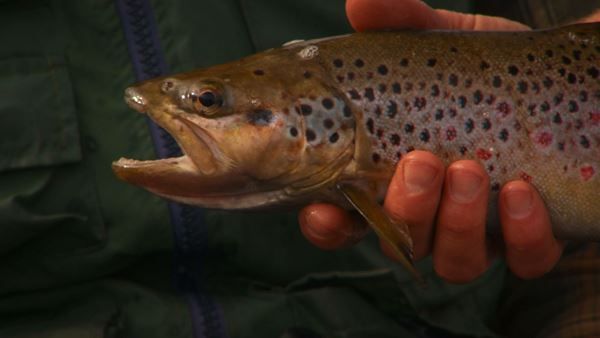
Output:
[
  {"xmin": 581, "ymin": 166, "xmax": 595, "ymax": 181},
  {"xmin": 446, "ymin": 126, "xmax": 457, "ymax": 141},
  {"xmin": 497, "ymin": 102, "xmax": 511, "ymax": 117},
  {"xmin": 476, "ymin": 148, "xmax": 492, "ymax": 160},
  {"xmin": 590, "ymin": 111, "xmax": 600, "ymax": 126},
  {"xmin": 520, "ymin": 171, "xmax": 532, "ymax": 183},
  {"xmin": 533, "ymin": 130, "xmax": 553, "ymax": 147}
]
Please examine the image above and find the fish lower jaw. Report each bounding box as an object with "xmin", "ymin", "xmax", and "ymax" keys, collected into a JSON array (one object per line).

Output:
[{"xmin": 113, "ymin": 156, "xmax": 187, "ymax": 167}]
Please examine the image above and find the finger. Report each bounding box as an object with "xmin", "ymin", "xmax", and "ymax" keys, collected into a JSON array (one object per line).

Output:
[
  {"xmin": 499, "ymin": 181, "xmax": 564, "ymax": 279},
  {"xmin": 383, "ymin": 150, "xmax": 444, "ymax": 260},
  {"xmin": 433, "ymin": 161, "xmax": 491, "ymax": 283},
  {"xmin": 299, "ymin": 203, "xmax": 368, "ymax": 250},
  {"xmin": 346, "ymin": 0, "xmax": 529, "ymax": 31}
]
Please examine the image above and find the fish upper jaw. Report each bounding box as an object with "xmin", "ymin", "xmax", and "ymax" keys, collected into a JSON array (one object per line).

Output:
[{"xmin": 124, "ymin": 86, "xmax": 147, "ymax": 113}]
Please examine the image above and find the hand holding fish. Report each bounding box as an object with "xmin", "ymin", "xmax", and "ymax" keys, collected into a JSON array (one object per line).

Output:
[
  {"xmin": 113, "ymin": 0, "xmax": 600, "ymax": 283},
  {"xmin": 299, "ymin": 0, "xmax": 567, "ymax": 283}
]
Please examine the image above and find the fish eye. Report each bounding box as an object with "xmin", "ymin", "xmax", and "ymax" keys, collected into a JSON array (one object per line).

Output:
[{"xmin": 189, "ymin": 88, "xmax": 223, "ymax": 115}]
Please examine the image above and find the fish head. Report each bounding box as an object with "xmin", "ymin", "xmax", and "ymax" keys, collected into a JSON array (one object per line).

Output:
[{"xmin": 113, "ymin": 49, "xmax": 356, "ymax": 208}]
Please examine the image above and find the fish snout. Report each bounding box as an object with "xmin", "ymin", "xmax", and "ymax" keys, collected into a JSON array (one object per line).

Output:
[{"xmin": 124, "ymin": 86, "xmax": 147, "ymax": 113}]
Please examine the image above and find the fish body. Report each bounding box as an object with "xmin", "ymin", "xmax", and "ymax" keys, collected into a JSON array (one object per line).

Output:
[{"xmin": 113, "ymin": 24, "xmax": 600, "ymax": 263}]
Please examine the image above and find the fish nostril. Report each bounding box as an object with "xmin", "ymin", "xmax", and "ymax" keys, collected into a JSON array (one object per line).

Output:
[{"xmin": 124, "ymin": 87, "xmax": 147, "ymax": 113}]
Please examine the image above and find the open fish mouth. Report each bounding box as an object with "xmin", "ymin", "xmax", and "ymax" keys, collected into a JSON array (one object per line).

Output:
[{"xmin": 112, "ymin": 86, "xmax": 238, "ymax": 200}]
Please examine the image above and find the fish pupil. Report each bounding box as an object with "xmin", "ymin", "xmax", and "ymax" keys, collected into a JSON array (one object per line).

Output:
[{"xmin": 199, "ymin": 91, "xmax": 217, "ymax": 107}]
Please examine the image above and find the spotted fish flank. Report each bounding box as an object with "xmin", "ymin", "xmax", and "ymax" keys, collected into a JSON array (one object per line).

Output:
[{"xmin": 114, "ymin": 24, "xmax": 600, "ymax": 280}]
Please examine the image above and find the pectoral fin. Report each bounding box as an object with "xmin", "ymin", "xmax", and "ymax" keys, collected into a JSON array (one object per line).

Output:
[{"xmin": 337, "ymin": 183, "xmax": 423, "ymax": 284}]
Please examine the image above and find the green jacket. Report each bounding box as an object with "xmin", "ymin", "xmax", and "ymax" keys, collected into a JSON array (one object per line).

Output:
[{"xmin": 0, "ymin": 1, "xmax": 598, "ymax": 337}]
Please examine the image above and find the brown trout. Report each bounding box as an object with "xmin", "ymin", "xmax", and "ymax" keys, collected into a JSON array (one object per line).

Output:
[{"xmin": 113, "ymin": 24, "xmax": 600, "ymax": 279}]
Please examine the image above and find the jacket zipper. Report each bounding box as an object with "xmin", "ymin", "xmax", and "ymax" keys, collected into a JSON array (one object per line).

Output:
[{"xmin": 115, "ymin": 1, "xmax": 227, "ymax": 337}]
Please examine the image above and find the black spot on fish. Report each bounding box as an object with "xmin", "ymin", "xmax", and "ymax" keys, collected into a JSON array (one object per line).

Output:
[
  {"xmin": 459, "ymin": 146, "xmax": 468, "ymax": 155},
  {"xmin": 347, "ymin": 72, "xmax": 355, "ymax": 81},
  {"xmin": 348, "ymin": 89, "xmax": 360, "ymax": 100},
  {"xmin": 580, "ymin": 135, "xmax": 590, "ymax": 148},
  {"xmin": 400, "ymin": 58, "xmax": 409, "ymax": 67},
  {"xmin": 480, "ymin": 61, "xmax": 490, "ymax": 70},
  {"xmin": 540, "ymin": 101, "xmax": 550, "ymax": 112},
  {"xmin": 322, "ymin": 98, "xmax": 334, "ymax": 109},
  {"xmin": 329, "ymin": 132, "xmax": 339, "ymax": 143},
  {"xmin": 333, "ymin": 59, "xmax": 343, "ymax": 68},
  {"xmin": 457, "ymin": 96, "xmax": 467, "ymax": 108},
  {"xmin": 323, "ymin": 118, "xmax": 334, "ymax": 129},
  {"xmin": 366, "ymin": 118, "xmax": 374, "ymax": 134},
  {"xmin": 507, "ymin": 65, "xmax": 519, "ymax": 76},
  {"xmin": 573, "ymin": 50, "xmax": 582, "ymax": 60},
  {"xmin": 364, "ymin": 87, "xmax": 375, "ymax": 101},
  {"xmin": 387, "ymin": 100, "xmax": 398, "ymax": 118},
  {"xmin": 562, "ymin": 56, "xmax": 572, "ymax": 65},
  {"xmin": 253, "ymin": 69, "xmax": 265, "ymax": 76},
  {"xmin": 568, "ymin": 100, "xmax": 579, "ymax": 112},
  {"xmin": 554, "ymin": 93, "xmax": 564, "ymax": 105},
  {"xmin": 579, "ymin": 90, "xmax": 589, "ymax": 102},
  {"xmin": 546, "ymin": 50, "xmax": 554, "ymax": 57},
  {"xmin": 492, "ymin": 76, "xmax": 502, "ymax": 88},
  {"xmin": 390, "ymin": 133, "xmax": 401, "ymax": 145},
  {"xmin": 419, "ymin": 129, "xmax": 430, "ymax": 142},
  {"xmin": 378, "ymin": 83, "xmax": 387, "ymax": 94},
  {"xmin": 427, "ymin": 58, "xmax": 437, "ymax": 67},
  {"xmin": 553, "ymin": 113, "xmax": 562, "ymax": 124},
  {"xmin": 392, "ymin": 82, "xmax": 401, "ymax": 94},
  {"xmin": 587, "ymin": 67, "xmax": 599, "ymax": 79},
  {"xmin": 558, "ymin": 68, "xmax": 566, "ymax": 77},
  {"xmin": 343, "ymin": 105, "xmax": 352, "ymax": 117},
  {"xmin": 499, "ymin": 128, "xmax": 509, "ymax": 142},
  {"xmin": 306, "ymin": 129, "xmax": 316, "ymax": 142},
  {"xmin": 450, "ymin": 46, "xmax": 458, "ymax": 53},
  {"xmin": 354, "ymin": 59, "xmax": 364, "ymax": 68},
  {"xmin": 567, "ymin": 73, "xmax": 577, "ymax": 84},
  {"xmin": 431, "ymin": 84, "xmax": 440, "ymax": 97},
  {"xmin": 300, "ymin": 104, "xmax": 312, "ymax": 115},
  {"xmin": 248, "ymin": 109, "xmax": 273, "ymax": 125},
  {"xmin": 404, "ymin": 82, "xmax": 413, "ymax": 91},
  {"xmin": 464, "ymin": 118, "xmax": 474, "ymax": 133},
  {"xmin": 435, "ymin": 109, "xmax": 444, "ymax": 120},
  {"xmin": 404, "ymin": 123, "xmax": 414, "ymax": 134},
  {"xmin": 303, "ymin": 71, "xmax": 311, "ymax": 78},
  {"xmin": 414, "ymin": 97, "xmax": 426, "ymax": 110},
  {"xmin": 527, "ymin": 54, "xmax": 535, "ymax": 62},
  {"xmin": 543, "ymin": 76, "xmax": 554, "ymax": 89},
  {"xmin": 464, "ymin": 78, "xmax": 473, "ymax": 88},
  {"xmin": 482, "ymin": 118, "xmax": 491, "ymax": 130},
  {"xmin": 473, "ymin": 90, "xmax": 483, "ymax": 104},
  {"xmin": 377, "ymin": 64, "xmax": 389, "ymax": 75},
  {"xmin": 449, "ymin": 74, "xmax": 458, "ymax": 86},
  {"xmin": 517, "ymin": 81, "xmax": 528, "ymax": 94},
  {"xmin": 289, "ymin": 127, "xmax": 298, "ymax": 137},
  {"xmin": 372, "ymin": 153, "xmax": 381, "ymax": 163}
]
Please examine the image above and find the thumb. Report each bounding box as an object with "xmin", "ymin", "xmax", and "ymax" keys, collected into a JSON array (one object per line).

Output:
[{"xmin": 346, "ymin": 0, "xmax": 529, "ymax": 31}]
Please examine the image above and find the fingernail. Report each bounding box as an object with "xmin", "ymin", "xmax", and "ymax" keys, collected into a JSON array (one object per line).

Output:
[
  {"xmin": 504, "ymin": 187, "xmax": 533, "ymax": 219},
  {"xmin": 449, "ymin": 169, "xmax": 483, "ymax": 203},
  {"xmin": 403, "ymin": 160, "xmax": 439, "ymax": 194}
]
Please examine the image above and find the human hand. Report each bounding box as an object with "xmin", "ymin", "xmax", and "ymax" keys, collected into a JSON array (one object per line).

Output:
[{"xmin": 298, "ymin": 0, "xmax": 563, "ymax": 283}]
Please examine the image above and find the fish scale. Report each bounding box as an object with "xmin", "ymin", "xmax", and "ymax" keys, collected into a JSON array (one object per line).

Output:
[
  {"xmin": 113, "ymin": 24, "xmax": 600, "ymax": 279},
  {"xmin": 291, "ymin": 26, "xmax": 599, "ymax": 238}
]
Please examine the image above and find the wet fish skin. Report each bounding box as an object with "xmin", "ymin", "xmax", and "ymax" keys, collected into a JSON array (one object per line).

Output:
[{"xmin": 113, "ymin": 24, "xmax": 600, "ymax": 261}]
